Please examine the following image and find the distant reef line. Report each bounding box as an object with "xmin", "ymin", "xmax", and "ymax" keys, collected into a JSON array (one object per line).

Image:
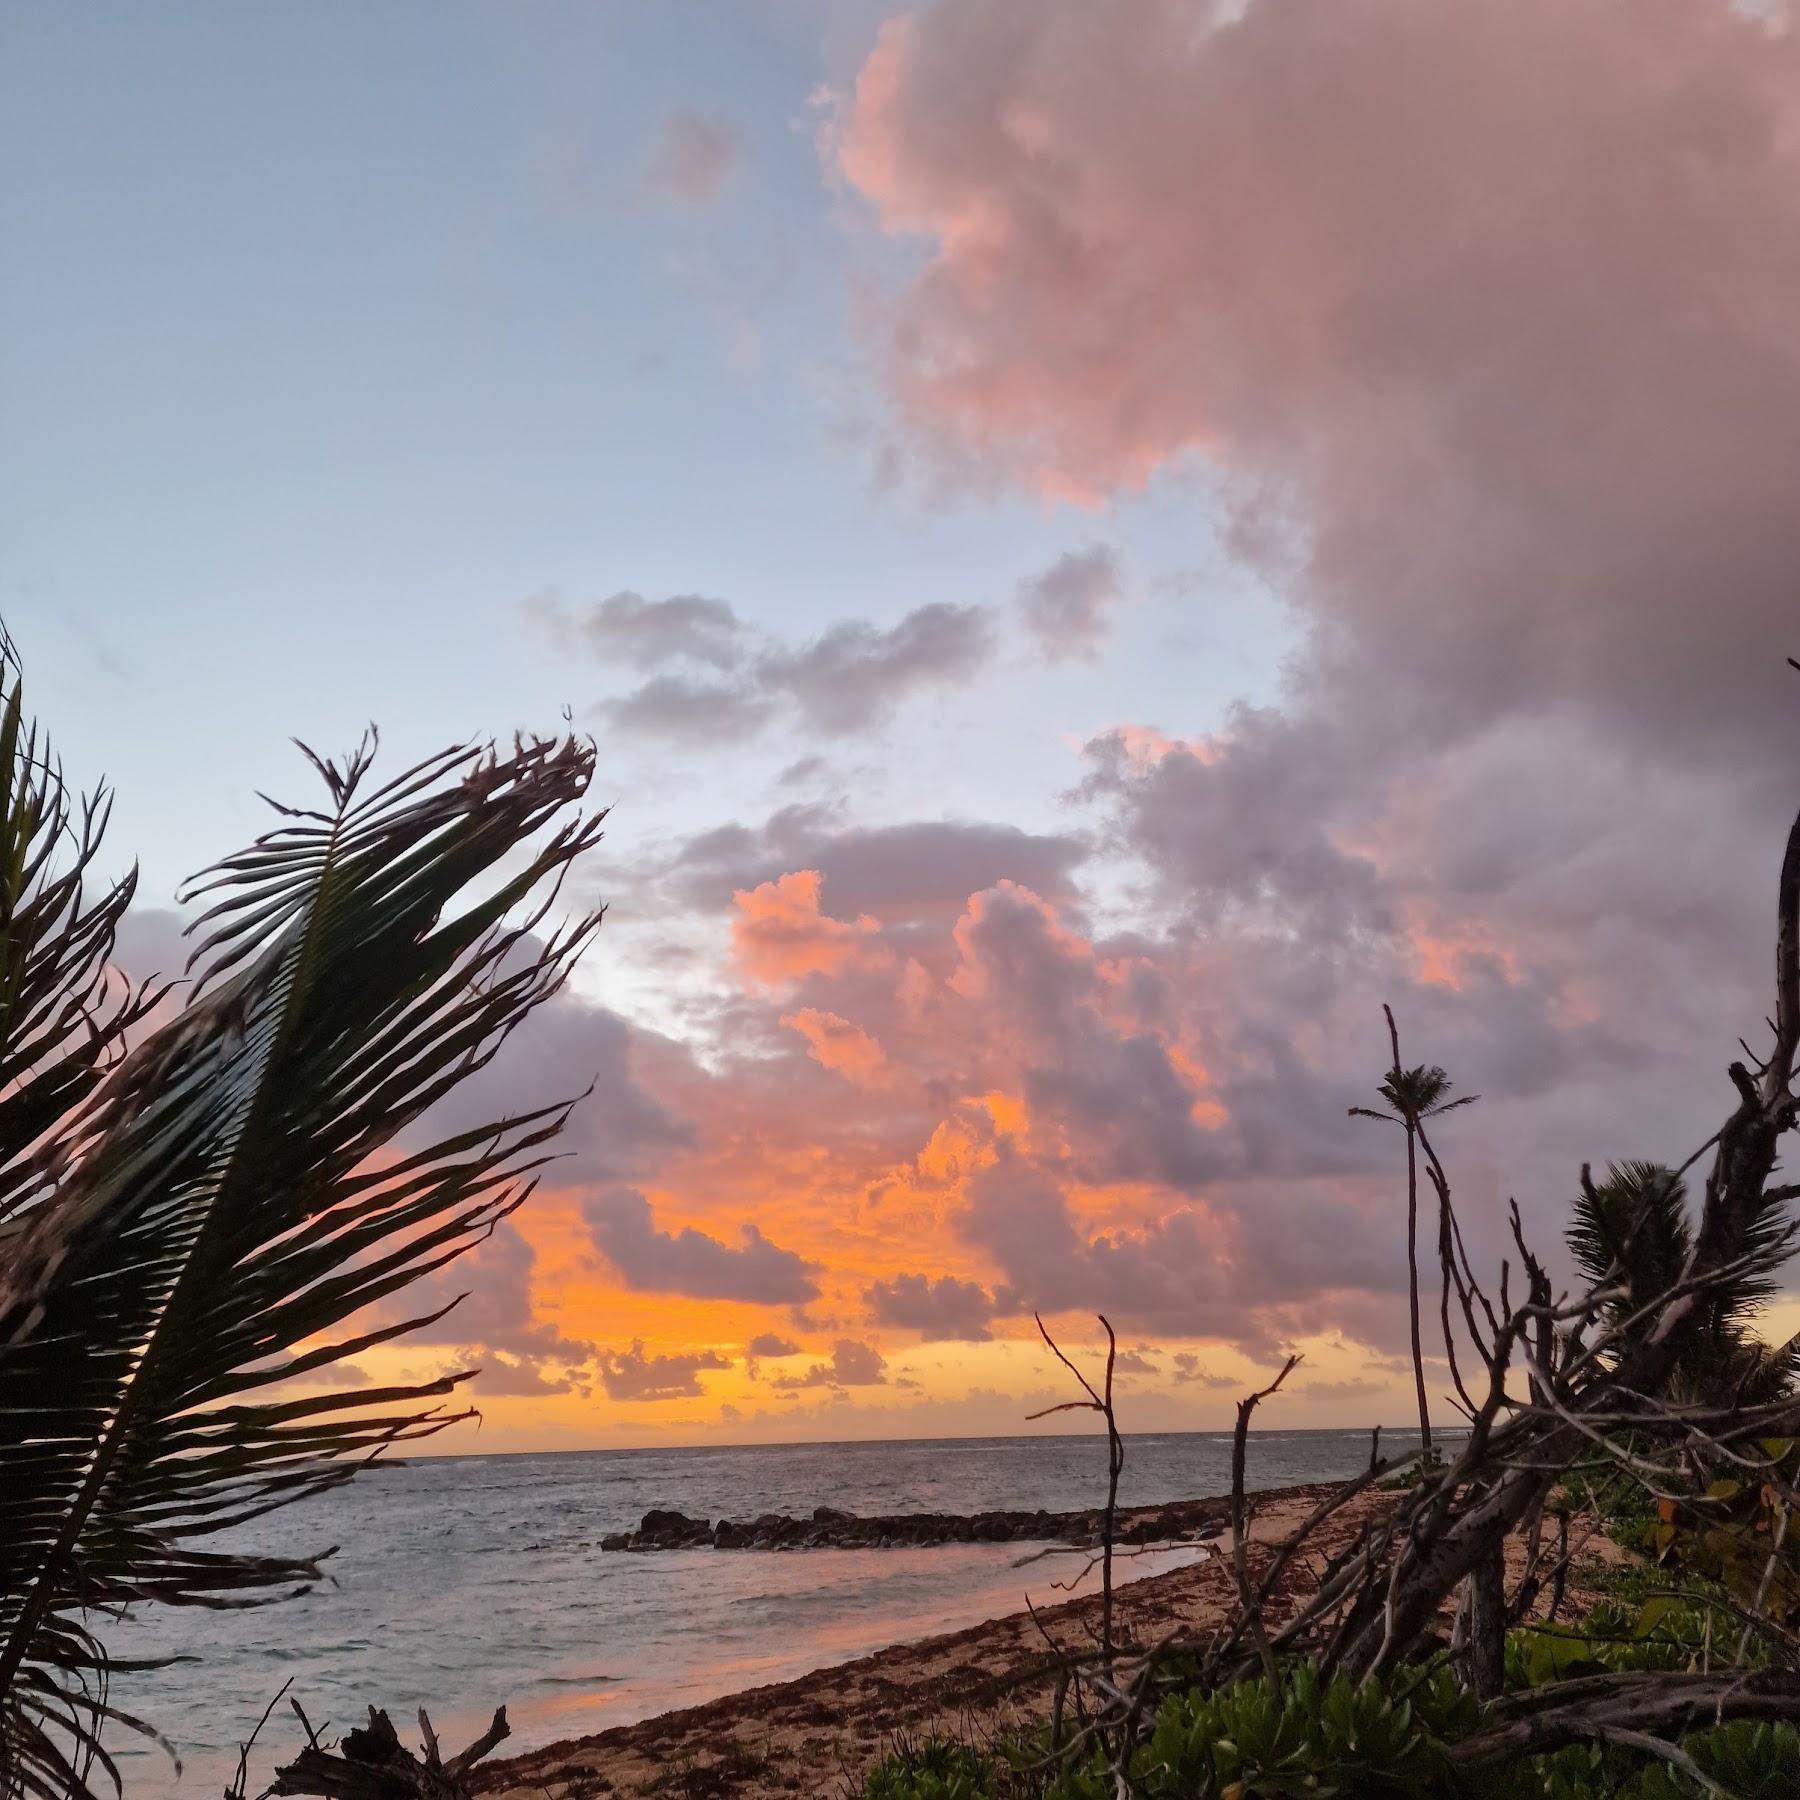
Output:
[{"xmin": 600, "ymin": 1494, "xmax": 1234, "ymax": 1553}]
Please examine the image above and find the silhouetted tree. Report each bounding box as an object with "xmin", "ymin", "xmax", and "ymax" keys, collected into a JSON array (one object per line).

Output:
[{"xmin": 1351, "ymin": 1005, "xmax": 1477, "ymax": 1456}]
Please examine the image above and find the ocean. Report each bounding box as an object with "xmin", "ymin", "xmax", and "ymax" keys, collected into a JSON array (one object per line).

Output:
[{"xmin": 103, "ymin": 1428, "xmax": 1420, "ymax": 1794}]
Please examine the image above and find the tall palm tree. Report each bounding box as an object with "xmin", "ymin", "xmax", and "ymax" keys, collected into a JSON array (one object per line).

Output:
[
  {"xmin": 1350, "ymin": 1006, "xmax": 1478, "ymax": 1458},
  {"xmin": 0, "ymin": 639, "xmax": 606, "ymax": 1800},
  {"xmin": 1567, "ymin": 1159, "xmax": 1798, "ymax": 1405}
]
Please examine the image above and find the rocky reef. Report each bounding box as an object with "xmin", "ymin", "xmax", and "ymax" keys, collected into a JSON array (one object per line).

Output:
[{"xmin": 599, "ymin": 1496, "xmax": 1231, "ymax": 1553}]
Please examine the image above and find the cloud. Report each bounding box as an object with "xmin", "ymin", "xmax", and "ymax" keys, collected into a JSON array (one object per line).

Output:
[
  {"xmin": 603, "ymin": 673, "xmax": 776, "ymax": 745},
  {"xmin": 756, "ymin": 603, "xmax": 996, "ymax": 735},
  {"xmin": 643, "ymin": 108, "xmax": 747, "ymax": 206},
  {"xmin": 772, "ymin": 1338, "xmax": 889, "ymax": 1389},
  {"xmin": 1017, "ymin": 546, "xmax": 1124, "ymax": 662},
  {"xmin": 584, "ymin": 1189, "xmax": 821, "ymax": 1304},
  {"xmin": 865, "ymin": 1272, "xmax": 997, "ymax": 1340},
  {"xmin": 526, "ymin": 589, "xmax": 744, "ymax": 670},
  {"xmin": 1173, "ymin": 1353, "xmax": 1246, "ymax": 1390},
  {"xmin": 397, "ymin": 1219, "xmax": 595, "ymax": 1395},
  {"xmin": 530, "ymin": 590, "xmax": 999, "ymax": 746},
  {"xmin": 598, "ymin": 1340, "xmax": 733, "ymax": 1402},
  {"xmin": 781, "ymin": 1007, "xmax": 889, "ymax": 1084},
  {"xmin": 834, "ymin": 0, "xmax": 1800, "ymax": 764},
  {"xmin": 747, "ymin": 1331, "xmax": 801, "ymax": 1359},
  {"xmin": 731, "ymin": 870, "xmax": 885, "ymax": 987},
  {"xmin": 652, "ymin": 809, "xmax": 1090, "ymax": 924},
  {"xmin": 425, "ymin": 974, "xmax": 697, "ymax": 1188},
  {"xmin": 951, "ymin": 882, "xmax": 1228, "ymax": 1191}
]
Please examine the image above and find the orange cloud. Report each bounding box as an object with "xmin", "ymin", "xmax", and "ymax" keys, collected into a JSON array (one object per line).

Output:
[
  {"xmin": 780, "ymin": 1006, "xmax": 890, "ymax": 1085},
  {"xmin": 731, "ymin": 870, "xmax": 884, "ymax": 986}
]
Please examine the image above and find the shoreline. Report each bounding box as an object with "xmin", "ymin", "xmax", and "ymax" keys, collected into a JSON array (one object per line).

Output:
[
  {"xmin": 473, "ymin": 1483, "xmax": 1365, "ymax": 1799},
  {"xmin": 474, "ymin": 1479, "xmax": 1622, "ymax": 1799}
]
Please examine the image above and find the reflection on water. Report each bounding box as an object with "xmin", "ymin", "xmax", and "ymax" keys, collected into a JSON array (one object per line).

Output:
[{"xmin": 107, "ymin": 1429, "xmax": 1426, "ymax": 1793}]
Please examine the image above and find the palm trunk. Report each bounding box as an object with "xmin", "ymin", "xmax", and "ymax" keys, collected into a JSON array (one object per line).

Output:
[{"xmin": 1406, "ymin": 1125, "xmax": 1433, "ymax": 1455}]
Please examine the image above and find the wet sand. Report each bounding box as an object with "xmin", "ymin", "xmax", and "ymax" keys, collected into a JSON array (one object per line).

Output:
[{"xmin": 474, "ymin": 1483, "xmax": 1417, "ymax": 1798}]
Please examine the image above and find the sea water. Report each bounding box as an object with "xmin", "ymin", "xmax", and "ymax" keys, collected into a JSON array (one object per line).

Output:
[{"xmin": 103, "ymin": 1428, "xmax": 1422, "ymax": 1793}]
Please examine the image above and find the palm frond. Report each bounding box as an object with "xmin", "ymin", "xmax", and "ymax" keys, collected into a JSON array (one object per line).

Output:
[
  {"xmin": 0, "ymin": 634, "xmax": 150, "ymax": 1229},
  {"xmin": 1566, "ymin": 1159, "xmax": 1691, "ymax": 1313},
  {"xmin": 0, "ymin": 728, "xmax": 604, "ymax": 1797}
]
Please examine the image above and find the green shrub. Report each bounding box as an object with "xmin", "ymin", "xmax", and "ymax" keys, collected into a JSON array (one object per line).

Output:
[
  {"xmin": 858, "ymin": 1643, "xmax": 1797, "ymax": 1799},
  {"xmin": 863, "ymin": 1738, "xmax": 1005, "ymax": 1800}
]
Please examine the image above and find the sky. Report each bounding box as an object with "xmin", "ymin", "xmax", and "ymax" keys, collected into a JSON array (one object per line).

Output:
[{"xmin": 6, "ymin": 0, "xmax": 1800, "ymax": 1451}]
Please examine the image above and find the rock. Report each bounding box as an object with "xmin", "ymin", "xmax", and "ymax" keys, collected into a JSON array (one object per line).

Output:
[
  {"xmin": 813, "ymin": 1505, "xmax": 854, "ymax": 1525},
  {"xmin": 599, "ymin": 1532, "xmax": 631, "ymax": 1551},
  {"xmin": 713, "ymin": 1520, "xmax": 750, "ymax": 1548}
]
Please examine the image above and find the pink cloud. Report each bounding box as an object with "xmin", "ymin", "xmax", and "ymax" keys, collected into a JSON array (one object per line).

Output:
[
  {"xmin": 730, "ymin": 869, "xmax": 886, "ymax": 986},
  {"xmin": 835, "ymin": 0, "xmax": 1800, "ymax": 758},
  {"xmin": 780, "ymin": 1006, "xmax": 890, "ymax": 1085}
]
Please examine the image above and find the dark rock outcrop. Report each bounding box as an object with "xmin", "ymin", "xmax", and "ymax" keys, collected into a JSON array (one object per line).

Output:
[{"xmin": 601, "ymin": 1496, "xmax": 1232, "ymax": 1554}]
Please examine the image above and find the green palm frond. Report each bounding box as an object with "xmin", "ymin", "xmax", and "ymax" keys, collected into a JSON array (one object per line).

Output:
[
  {"xmin": 1567, "ymin": 1160, "xmax": 1692, "ymax": 1310},
  {"xmin": 0, "ymin": 726, "xmax": 605, "ymax": 1798},
  {"xmin": 0, "ymin": 636, "xmax": 149, "ymax": 1230},
  {"xmin": 1568, "ymin": 1160, "xmax": 1796, "ymax": 1401}
]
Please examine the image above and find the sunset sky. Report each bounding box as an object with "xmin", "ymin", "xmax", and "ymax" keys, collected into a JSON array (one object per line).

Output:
[{"xmin": 7, "ymin": 0, "xmax": 1800, "ymax": 1450}]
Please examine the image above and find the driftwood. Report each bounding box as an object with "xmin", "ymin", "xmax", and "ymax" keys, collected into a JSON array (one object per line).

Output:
[{"xmin": 267, "ymin": 1703, "xmax": 509, "ymax": 1799}]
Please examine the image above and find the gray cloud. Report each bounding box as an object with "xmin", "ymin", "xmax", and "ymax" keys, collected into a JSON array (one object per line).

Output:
[
  {"xmin": 772, "ymin": 1338, "xmax": 888, "ymax": 1389},
  {"xmin": 603, "ymin": 673, "xmax": 777, "ymax": 744},
  {"xmin": 654, "ymin": 806, "xmax": 1090, "ymax": 924},
  {"xmin": 865, "ymin": 1272, "xmax": 997, "ymax": 1340},
  {"xmin": 756, "ymin": 603, "xmax": 997, "ymax": 735},
  {"xmin": 584, "ymin": 1187, "xmax": 821, "ymax": 1304},
  {"xmin": 527, "ymin": 589, "xmax": 745, "ymax": 671},
  {"xmin": 1017, "ymin": 546, "xmax": 1124, "ymax": 662},
  {"xmin": 643, "ymin": 109, "xmax": 747, "ymax": 206},
  {"xmin": 530, "ymin": 591, "xmax": 999, "ymax": 746},
  {"xmin": 431, "ymin": 978, "xmax": 698, "ymax": 1187},
  {"xmin": 598, "ymin": 1340, "xmax": 733, "ymax": 1401},
  {"xmin": 399, "ymin": 1219, "xmax": 595, "ymax": 1395}
]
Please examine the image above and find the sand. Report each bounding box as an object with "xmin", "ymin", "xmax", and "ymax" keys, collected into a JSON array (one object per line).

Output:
[{"xmin": 472, "ymin": 1482, "xmax": 1532, "ymax": 1800}]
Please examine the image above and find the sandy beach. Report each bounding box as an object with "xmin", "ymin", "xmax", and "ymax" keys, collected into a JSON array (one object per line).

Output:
[
  {"xmin": 477, "ymin": 1481, "xmax": 1615, "ymax": 1800},
  {"xmin": 475, "ymin": 1483, "xmax": 1342, "ymax": 1798}
]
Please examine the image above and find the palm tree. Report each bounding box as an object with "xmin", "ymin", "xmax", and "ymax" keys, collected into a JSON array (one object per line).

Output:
[
  {"xmin": 1567, "ymin": 1159, "xmax": 1798, "ymax": 1406},
  {"xmin": 1350, "ymin": 1006, "xmax": 1478, "ymax": 1458},
  {"xmin": 0, "ymin": 638, "xmax": 606, "ymax": 1799}
]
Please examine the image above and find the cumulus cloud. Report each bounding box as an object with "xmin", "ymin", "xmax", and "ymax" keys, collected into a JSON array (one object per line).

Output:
[
  {"xmin": 603, "ymin": 673, "xmax": 776, "ymax": 745},
  {"xmin": 781, "ymin": 1007, "xmax": 889, "ymax": 1085},
  {"xmin": 650, "ymin": 807, "xmax": 1090, "ymax": 924},
  {"xmin": 1016, "ymin": 546, "xmax": 1124, "ymax": 662},
  {"xmin": 173, "ymin": 0, "xmax": 1800, "ymax": 1424},
  {"xmin": 801, "ymin": 0, "xmax": 1800, "ymax": 1329},
  {"xmin": 731, "ymin": 870, "xmax": 885, "ymax": 987},
  {"xmin": 643, "ymin": 108, "xmax": 747, "ymax": 206},
  {"xmin": 529, "ymin": 590, "xmax": 998, "ymax": 745},
  {"xmin": 1172, "ymin": 1354, "xmax": 1244, "ymax": 1390},
  {"xmin": 835, "ymin": 0, "xmax": 1800, "ymax": 763},
  {"xmin": 757, "ymin": 603, "xmax": 996, "ymax": 735},
  {"xmin": 951, "ymin": 882, "xmax": 1228, "ymax": 1192},
  {"xmin": 772, "ymin": 1338, "xmax": 889, "ymax": 1389},
  {"xmin": 526, "ymin": 589, "xmax": 744, "ymax": 671},
  {"xmin": 398, "ymin": 1220, "xmax": 595, "ymax": 1395},
  {"xmin": 425, "ymin": 975, "xmax": 697, "ymax": 1188},
  {"xmin": 865, "ymin": 1272, "xmax": 997, "ymax": 1340},
  {"xmin": 585, "ymin": 1189, "xmax": 821, "ymax": 1304},
  {"xmin": 598, "ymin": 1341, "xmax": 733, "ymax": 1401}
]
